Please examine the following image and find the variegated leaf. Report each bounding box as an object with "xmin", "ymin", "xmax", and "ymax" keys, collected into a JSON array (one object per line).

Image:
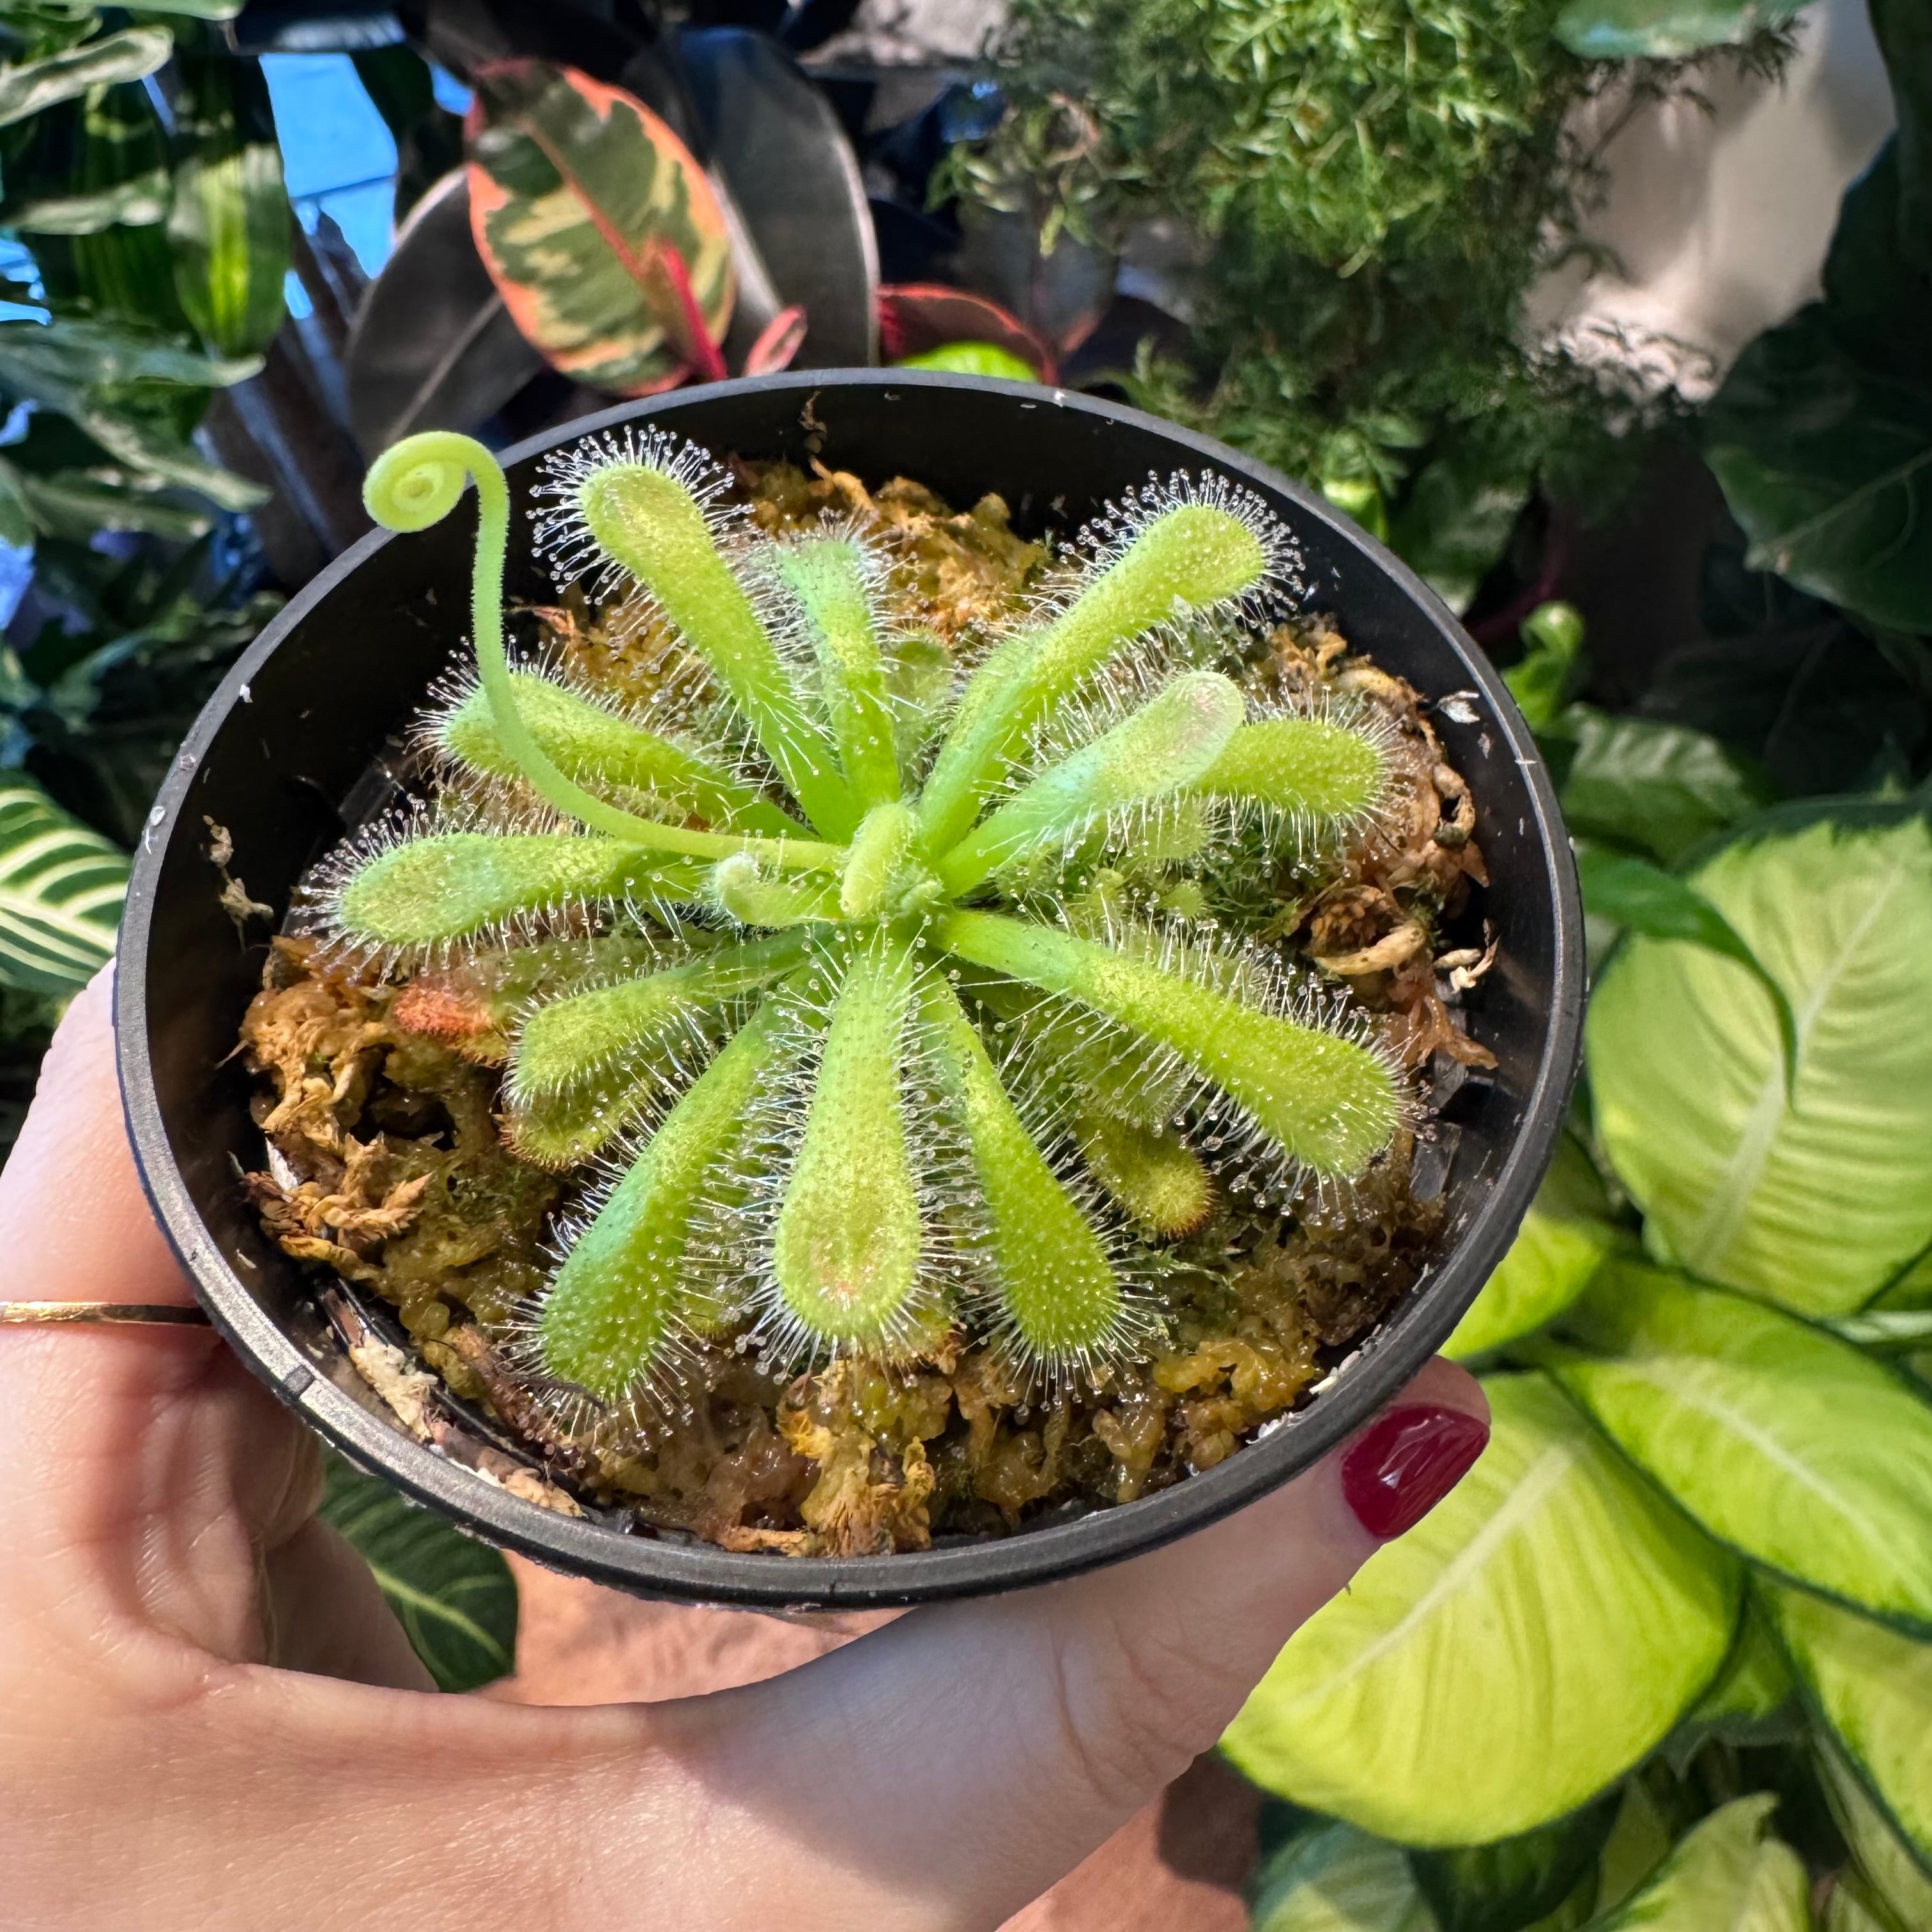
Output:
[
  {"xmin": 0, "ymin": 778, "xmax": 128, "ymax": 995},
  {"xmin": 465, "ymin": 59, "xmax": 733, "ymax": 396}
]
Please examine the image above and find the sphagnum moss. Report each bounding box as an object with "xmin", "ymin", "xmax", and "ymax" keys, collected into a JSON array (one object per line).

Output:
[{"xmin": 318, "ymin": 427, "xmax": 1406, "ymax": 1434}]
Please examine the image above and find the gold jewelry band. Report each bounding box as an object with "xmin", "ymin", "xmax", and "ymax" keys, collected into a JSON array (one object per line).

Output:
[{"xmin": 0, "ymin": 1301, "xmax": 212, "ymax": 1328}]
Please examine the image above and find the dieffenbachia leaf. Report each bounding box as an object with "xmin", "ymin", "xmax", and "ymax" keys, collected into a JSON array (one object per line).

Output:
[
  {"xmin": 1588, "ymin": 813, "xmax": 1932, "ymax": 1315},
  {"xmin": 1577, "ymin": 847, "xmax": 1799, "ymax": 1096},
  {"xmin": 1549, "ymin": 1255, "xmax": 1932, "ymax": 1630},
  {"xmin": 1409, "ymin": 1797, "xmax": 1619, "ymax": 1932},
  {"xmin": 1555, "ymin": 708, "xmax": 1771, "ymax": 867},
  {"xmin": 466, "ymin": 58, "xmax": 733, "ymax": 394},
  {"xmin": 1222, "ymin": 1373, "xmax": 1738, "ymax": 1845},
  {"xmin": 0, "ymin": 776, "xmax": 128, "ymax": 995},
  {"xmin": 1768, "ymin": 1584, "xmax": 1932, "ymax": 1880},
  {"xmin": 316, "ymin": 1453, "xmax": 517, "ymax": 1692},
  {"xmin": 1588, "ymin": 1794, "xmax": 1809, "ymax": 1931},
  {"xmin": 1249, "ymin": 1821, "xmax": 1438, "ymax": 1932},
  {"xmin": 1444, "ymin": 1134, "xmax": 1616, "ymax": 1361},
  {"xmin": 1820, "ymin": 1735, "xmax": 1932, "ymax": 1932}
]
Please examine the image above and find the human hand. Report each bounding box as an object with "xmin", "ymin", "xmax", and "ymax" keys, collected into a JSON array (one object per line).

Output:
[{"xmin": 0, "ymin": 972, "xmax": 1489, "ymax": 1932}]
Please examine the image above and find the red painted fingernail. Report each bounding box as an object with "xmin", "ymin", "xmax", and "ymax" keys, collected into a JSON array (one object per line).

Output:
[{"xmin": 1341, "ymin": 1403, "xmax": 1489, "ymax": 1540}]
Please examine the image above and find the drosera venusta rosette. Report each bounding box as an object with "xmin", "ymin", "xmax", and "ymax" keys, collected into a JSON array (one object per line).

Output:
[{"xmin": 313, "ymin": 425, "xmax": 1410, "ymax": 1429}]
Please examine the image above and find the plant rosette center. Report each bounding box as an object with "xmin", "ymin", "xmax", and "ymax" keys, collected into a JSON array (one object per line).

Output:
[{"xmin": 312, "ymin": 424, "xmax": 1417, "ymax": 1438}]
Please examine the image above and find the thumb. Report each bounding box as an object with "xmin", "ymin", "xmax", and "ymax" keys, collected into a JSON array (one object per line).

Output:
[{"xmin": 658, "ymin": 1356, "xmax": 1488, "ymax": 1930}]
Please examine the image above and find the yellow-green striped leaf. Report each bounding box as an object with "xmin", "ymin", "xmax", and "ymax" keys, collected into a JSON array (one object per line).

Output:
[
  {"xmin": 1551, "ymin": 1257, "xmax": 1932, "ymax": 1630},
  {"xmin": 316, "ymin": 1453, "xmax": 517, "ymax": 1692},
  {"xmin": 1222, "ymin": 1374, "xmax": 1738, "ymax": 1846},
  {"xmin": 1770, "ymin": 1583, "xmax": 1932, "ymax": 1877},
  {"xmin": 466, "ymin": 59, "xmax": 733, "ymax": 395},
  {"xmin": 0, "ymin": 777, "xmax": 127, "ymax": 995},
  {"xmin": 1588, "ymin": 814, "xmax": 1932, "ymax": 1315}
]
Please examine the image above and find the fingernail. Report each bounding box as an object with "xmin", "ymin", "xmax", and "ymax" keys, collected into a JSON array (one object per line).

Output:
[{"xmin": 1341, "ymin": 1403, "xmax": 1489, "ymax": 1540}]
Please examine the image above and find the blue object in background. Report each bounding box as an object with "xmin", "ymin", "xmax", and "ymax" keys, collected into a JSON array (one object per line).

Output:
[
  {"xmin": 263, "ymin": 53, "xmax": 476, "ymax": 319},
  {"xmin": 263, "ymin": 51, "xmax": 401, "ymax": 318}
]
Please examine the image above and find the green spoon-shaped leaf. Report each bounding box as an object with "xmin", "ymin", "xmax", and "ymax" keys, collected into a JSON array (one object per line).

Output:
[
  {"xmin": 939, "ymin": 909, "xmax": 1400, "ymax": 1179},
  {"xmin": 774, "ymin": 537, "xmax": 902, "ymax": 813},
  {"xmin": 1196, "ymin": 715, "xmax": 1389, "ymax": 823},
  {"xmin": 1549, "ymin": 1255, "xmax": 1932, "ymax": 1631},
  {"xmin": 1444, "ymin": 1136, "xmax": 1616, "ymax": 1361},
  {"xmin": 920, "ymin": 979, "xmax": 1124, "ymax": 1368},
  {"xmin": 338, "ymin": 832, "xmax": 707, "ymax": 947},
  {"xmin": 1221, "ymin": 1373, "xmax": 1739, "ymax": 1845},
  {"xmin": 576, "ymin": 459, "xmax": 855, "ymax": 838},
  {"xmin": 1588, "ymin": 813, "xmax": 1932, "ymax": 1315},
  {"xmin": 440, "ymin": 671, "xmax": 803, "ymax": 836},
  {"xmin": 770, "ymin": 936, "xmax": 926, "ymax": 1353},
  {"xmin": 505, "ymin": 933, "xmax": 803, "ymax": 1165},
  {"xmin": 919, "ymin": 494, "xmax": 1272, "ymax": 854},
  {"xmin": 1588, "ymin": 1794, "xmax": 1808, "ymax": 1931},
  {"xmin": 539, "ymin": 1002, "xmax": 779, "ymax": 1400},
  {"xmin": 936, "ymin": 670, "xmax": 1244, "ymax": 894},
  {"xmin": 1769, "ymin": 1582, "xmax": 1932, "ymax": 1877},
  {"xmin": 1075, "ymin": 1108, "xmax": 1214, "ymax": 1239}
]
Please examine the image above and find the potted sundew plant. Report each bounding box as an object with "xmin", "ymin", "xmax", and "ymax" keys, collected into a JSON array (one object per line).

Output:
[{"xmin": 118, "ymin": 376, "xmax": 1580, "ymax": 1604}]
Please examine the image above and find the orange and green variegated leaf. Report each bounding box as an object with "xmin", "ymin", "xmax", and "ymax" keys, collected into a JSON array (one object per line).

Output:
[{"xmin": 464, "ymin": 59, "xmax": 733, "ymax": 396}]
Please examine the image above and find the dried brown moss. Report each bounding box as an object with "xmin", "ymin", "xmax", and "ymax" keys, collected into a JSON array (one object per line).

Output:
[{"xmin": 240, "ymin": 464, "xmax": 1487, "ymax": 1557}]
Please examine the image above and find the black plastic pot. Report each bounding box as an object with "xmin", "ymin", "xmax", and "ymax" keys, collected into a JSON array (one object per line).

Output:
[{"xmin": 116, "ymin": 372, "xmax": 1584, "ymax": 1611}]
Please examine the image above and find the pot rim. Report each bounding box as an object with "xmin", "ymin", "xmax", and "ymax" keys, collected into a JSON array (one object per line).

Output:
[{"xmin": 115, "ymin": 369, "xmax": 1584, "ymax": 1609}]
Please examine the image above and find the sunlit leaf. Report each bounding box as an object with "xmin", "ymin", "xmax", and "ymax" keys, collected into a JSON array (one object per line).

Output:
[
  {"xmin": 167, "ymin": 51, "xmax": 290, "ymax": 358},
  {"xmin": 317, "ymin": 1453, "xmax": 518, "ymax": 1692},
  {"xmin": 0, "ymin": 24, "xmax": 171, "ymax": 126},
  {"xmin": 466, "ymin": 59, "xmax": 733, "ymax": 395},
  {"xmin": 1222, "ymin": 1374, "xmax": 1738, "ymax": 1845},
  {"xmin": 1551, "ymin": 1256, "xmax": 1932, "ymax": 1630},
  {"xmin": 1588, "ymin": 813, "xmax": 1932, "ymax": 1315}
]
